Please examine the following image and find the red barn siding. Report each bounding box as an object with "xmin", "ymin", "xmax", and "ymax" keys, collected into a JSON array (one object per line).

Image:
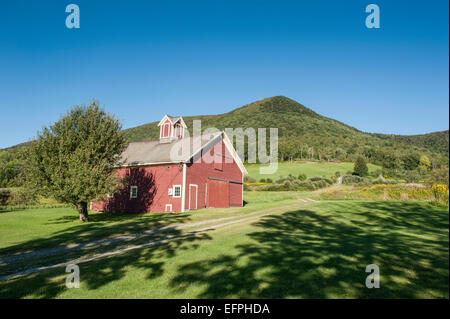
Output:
[
  {"xmin": 206, "ymin": 179, "xmax": 229, "ymax": 208},
  {"xmin": 185, "ymin": 139, "xmax": 243, "ymax": 210},
  {"xmin": 229, "ymin": 182, "xmax": 242, "ymax": 207},
  {"xmin": 92, "ymin": 164, "xmax": 183, "ymax": 213},
  {"xmin": 92, "ymin": 137, "xmax": 243, "ymax": 213}
]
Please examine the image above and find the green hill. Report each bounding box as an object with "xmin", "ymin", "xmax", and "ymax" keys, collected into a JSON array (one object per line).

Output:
[
  {"xmin": 371, "ymin": 130, "xmax": 449, "ymax": 155},
  {"xmin": 122, "ymin": 96, "xmax": 448, "ymax": 166},
  {"xmin": 1, "ymin": 96, "xmax": 448, "ymax": 187}
]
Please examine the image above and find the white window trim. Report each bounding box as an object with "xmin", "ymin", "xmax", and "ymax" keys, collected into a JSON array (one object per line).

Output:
[
  {"xmin": 165, "ymin": 204, "xmax": 172, "ymax": 212},
  {"xmin": 173, "ymin": 185, "xmax": 182, "ymax": 198},
  {"xmin": 130, "ymin": 186, "xmax": 138, "ymax": 199},
  {"xmin": 189, "ymin": 184, "xmax": 198, "ymax": 210}
]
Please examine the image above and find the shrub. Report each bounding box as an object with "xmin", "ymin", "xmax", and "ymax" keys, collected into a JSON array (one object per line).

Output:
[
  {"xmin": 7, "ymin": 188, "xmax": 37, "ymax": 206},
  {"xmin": 297, "ymin": 181, "xmax": 315, "ymax": 191},
  {"xmin": 359, "ymin": 179, "xmax": 373, "ymax": 187},
  {"xmin": 313, "ymin": 180, "xmax": 327, "ymax": 189},
  {"xmin": 373, "ymin": 175, "xmax": 386, "ymax": 184},
  {"xmin": 297, "ymin": 173, "xmax": 307, "ymax": 181},
  {"xmin": 403, "ymin": 170, "xmax": 421, "ymax": 183},
  {"xmin": 418, "ymin": 155, "xmax": 432, "ymax": 172},
  {"xmin": 432, "ymin": 184, "xmax": 449, "ymax": 206},
  {"xmin": 0, "ymin": 188, "xmax": 37, "ymax": 206},
  {"xmin": 342, "ymin": 175, "xmax": 363, "ymax": 184},
  {"xmin": 370, "ymin": 169, "xmax": 383, "ymax": 178},
  {"xmin": 244, "ymin": 176, "xmax": 257, "ymax": 183},
  {"xmin": 275, "ymin": 176, "xmax": 285, "ymax": 183},
  {"xmin": 427, "ymin": 167, "xmax": 449, "ymax": 187},
  {"xmin": 266, "ymin": 178, "xmax": 273, "ymax": 183},
  {"xmin": 258, "ymin": 176, "xmax": 335, "ymax": 192},
  {"xmin": 354, "ymin": 156, "xmax": 369, "ymax": 177},
  {"xmin": 320, "ymin": 184, "xmax": 440, "ymax": 203},
  {"xmin": 342, "ymin": 175, "xmax": 372, "ymax": 186},
  {"xmin": 260, "ymin": 178, "xmax": 266, "ymax": 183},
  {"xmin": 0, "ymin": 188, "xmax": 12, "ymax": 206},
  {"xmin": 334, "ymin": 171, "xmax": 341, "ymax": 178}
]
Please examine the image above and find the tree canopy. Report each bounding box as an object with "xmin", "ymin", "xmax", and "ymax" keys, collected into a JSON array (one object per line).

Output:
[{"xmin": 25, "ymin": 101, "xmax": 127, "ymax": 221}]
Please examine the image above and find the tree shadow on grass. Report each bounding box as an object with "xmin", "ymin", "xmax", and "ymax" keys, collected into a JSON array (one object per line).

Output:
[
  {"xmin": 0, "ymin": 211, "xmax": 193, "ymax": 259},
  {"xmin": 0, "ymin": 228, "xmax": 211, "ymax": 298},
  {"xmin": 169, "ymin": 201, "xmax": 448, "ymax": 298},
  {"xmin": 0, "ymin": 171, "xmax": 214, "ymax": 298},
  {"xmin": 1, "ymin": 201, "xmax": 448, "ymax": 299},
  {"xmin": 0, "ymin": 167, "xmax": 182, "ymax": 258}
]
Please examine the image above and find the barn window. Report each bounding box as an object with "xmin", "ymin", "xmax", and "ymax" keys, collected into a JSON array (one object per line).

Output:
[
  {"xmin": 175, "ymin": 123, "xmax": 183, "ymax": 138},
  {"xmin": 162, "ymin": 123, "xmax": 170, "ymax": 137},
  {"xmin": 130, "ymin": 186, "xmax": 138, "ymax": 199},
  {"xmin": 173, "ymin": 185, "xmax": 181, "ymax": 198}
]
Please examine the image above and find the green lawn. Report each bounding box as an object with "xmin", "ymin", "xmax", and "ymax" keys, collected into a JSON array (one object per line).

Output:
[
  {"xmin": 0, "ymin": 191, "xmax": 305, "ymax": 254},
  {"xmin": 0, "ymin": 195, "xmax": 447, "ymax": 298},
  {"xmin": 246, "ymin": 161, "xmax": 381, "ymax": 181}
]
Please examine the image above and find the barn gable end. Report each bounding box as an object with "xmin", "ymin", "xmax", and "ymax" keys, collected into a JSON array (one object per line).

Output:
[
  {"xmin": 92, "ymin": 115, "xmax": 246, "ymax": 213},
  {"xmin": 184, "ymin": 138, "xmax": 244, "ymax": 210}
]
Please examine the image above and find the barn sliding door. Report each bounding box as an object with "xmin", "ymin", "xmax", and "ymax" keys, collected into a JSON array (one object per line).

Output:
[{"xmin": 206, "ymin": 179, "xmax": 229, "ymax": 208}]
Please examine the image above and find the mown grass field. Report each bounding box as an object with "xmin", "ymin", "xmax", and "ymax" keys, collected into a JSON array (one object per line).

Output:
[
  {"xmin": 246, "ymin": 161, "xmax": 381, "ymax": 181},
  {"xmin": 0, "ymin": 191, "xmax": 448, "ymax": 299},
  {"xmin": 0, "ymin": 192, "xmax": 310, "ymax": 253}
]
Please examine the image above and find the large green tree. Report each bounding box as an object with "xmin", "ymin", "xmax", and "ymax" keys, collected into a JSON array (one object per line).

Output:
[{"xmin": 26, "ymin": 101, "xmax": 127, "ymax": 221}]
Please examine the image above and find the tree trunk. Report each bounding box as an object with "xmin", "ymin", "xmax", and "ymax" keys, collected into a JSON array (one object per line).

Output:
[{"xmin": 77, "ymin": 202, "xmax": 89, "ymax": 222}]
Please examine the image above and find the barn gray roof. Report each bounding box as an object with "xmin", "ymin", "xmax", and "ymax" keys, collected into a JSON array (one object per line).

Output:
[{"xmin": 119, "ymin": 132, "xmax": 222, "ymax": 167}]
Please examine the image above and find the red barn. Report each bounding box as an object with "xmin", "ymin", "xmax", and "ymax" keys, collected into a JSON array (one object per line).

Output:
[{"xmin": 91, "ymin": 115, "xmax": 247, "ymax": 213}]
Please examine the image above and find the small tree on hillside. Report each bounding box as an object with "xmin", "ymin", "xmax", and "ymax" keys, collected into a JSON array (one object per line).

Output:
[
  {"xmin": 25, "ymin": 101, "xmax": 127, "ymax": 221},
  {"xmin": 418, "ymin": 155, "xmax": 432, "ymax": 173},
  {"xmin": 353, "ymin": 156, "xmax": 368, "ymax": 177}
]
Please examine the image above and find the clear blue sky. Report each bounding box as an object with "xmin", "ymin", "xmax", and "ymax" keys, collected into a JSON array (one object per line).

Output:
[{"xmin": 0, "ymin": 0, "xmax": 448, "ymax": 148}]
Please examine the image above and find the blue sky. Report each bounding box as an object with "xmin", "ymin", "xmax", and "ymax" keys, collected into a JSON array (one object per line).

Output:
[{"xmin": 0, "ymin": 0, "xmax": 448, "ymax": 148}]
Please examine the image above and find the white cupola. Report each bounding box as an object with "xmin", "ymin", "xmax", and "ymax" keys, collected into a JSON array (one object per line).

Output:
[{"xmin": 157, "ymin": 115, "xmax": 187, "ymax": 143}]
